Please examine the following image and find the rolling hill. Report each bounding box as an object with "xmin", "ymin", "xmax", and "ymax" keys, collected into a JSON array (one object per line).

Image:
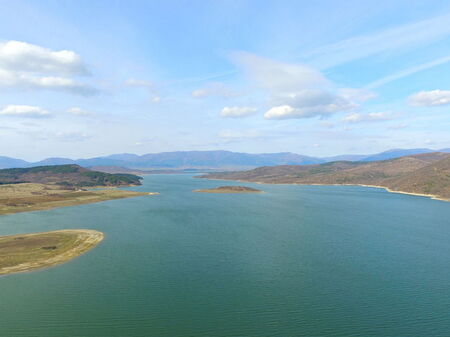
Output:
[
  {"xmin": 1, "ymin": 148, "xmax": 450, "ymax": 170},
  {"xmin": 0, "ymin": 165, "xmax": 142, "ymax": 187},
  {"xmin": 0, "ymin": 151, "xmax": 322, "ymax": 169},
  {"xmin": 201, "ymin": 152, "xmax": 450, "ymax": 200}
]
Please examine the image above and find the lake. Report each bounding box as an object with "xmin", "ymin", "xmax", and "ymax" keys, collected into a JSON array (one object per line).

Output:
[{"xmin": 1, "ymin": 174, "xmax": 450, "ymax": 337}]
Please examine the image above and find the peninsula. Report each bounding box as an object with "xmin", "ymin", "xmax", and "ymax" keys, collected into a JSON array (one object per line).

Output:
[
  {"xmin": 0, "ymin": 183, "xmax": 149, "ymax": 215},
  {"xmin": 201, "ymin": 152, "xmax": 450, "ymax": 201},
  {"xmin": 0, "ymin": 229, "xmax": 104, "ymax": 275},
  {"xmin": 194, "ymin": 186, "xmax": 262, "ymax": 193},
  {"xmin": 0, "ymin": 164, "xmax": 152, "ymax": 215}
]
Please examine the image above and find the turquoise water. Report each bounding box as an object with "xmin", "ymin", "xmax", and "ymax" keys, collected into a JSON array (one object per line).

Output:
[{"xmin": 1, "ymin": 174, "xmax": 450, "ymax": 337}]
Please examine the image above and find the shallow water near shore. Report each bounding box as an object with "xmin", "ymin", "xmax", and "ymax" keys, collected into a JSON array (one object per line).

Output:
[{"xmin": 1, "ymin": 174, "xmax": 450, "ymax": 337}]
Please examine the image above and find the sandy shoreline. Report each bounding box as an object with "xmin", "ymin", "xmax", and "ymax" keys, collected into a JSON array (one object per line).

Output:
[
  {"xmin": 303, "ymin": 183, "xmax": 450, "ymax": 202},
  {"xmin": 0, "ymin": 229, "xmax": 104, "ymax": 276}
]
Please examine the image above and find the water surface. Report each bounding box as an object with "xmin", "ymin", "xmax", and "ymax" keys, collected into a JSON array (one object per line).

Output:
[{"xmin": 1, "ymin": 174, "xmax": 450, "ymax": 337}]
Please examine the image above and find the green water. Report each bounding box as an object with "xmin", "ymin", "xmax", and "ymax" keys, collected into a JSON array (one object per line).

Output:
[{"xmin": 1, "ymin": 174, "xmax": 450, "ymax": 337}]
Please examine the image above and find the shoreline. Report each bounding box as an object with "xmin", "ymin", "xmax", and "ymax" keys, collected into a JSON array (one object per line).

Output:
[
  {"xmin": 202, "ymin": 178, "xmax": 449, "ymax": 202},
  {"xmin": 305, "ymin": 183, "xmax": 449, "ymax": 202},
  {"xmin": 0, "ymin": 229, "xmax": 104, "ymax": 276}
]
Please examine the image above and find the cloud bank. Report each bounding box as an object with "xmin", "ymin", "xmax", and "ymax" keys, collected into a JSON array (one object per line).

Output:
[
  {"xmin": 408, "ymin": 90, "xmax": 450, "ymax": 106},
  {"xmin": 232, "ymin": 52, "xmax": 363, "ymax": 120},
  {"xmin": 0, "ymin": 105, "xmax": 51, "ymax": 118},
  {"xmin": 0, "ymin": 40, "xmax": 97, "ymax": 95}
]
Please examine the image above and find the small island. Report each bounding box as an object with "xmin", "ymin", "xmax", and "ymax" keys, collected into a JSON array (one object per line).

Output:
[
  {"xmin": 194, "ymin": 185, "xmax": 262, "ymax": 193},
  {"xmin": 0, "ymin": 229, "xmax": 104, "ymax": 275}
]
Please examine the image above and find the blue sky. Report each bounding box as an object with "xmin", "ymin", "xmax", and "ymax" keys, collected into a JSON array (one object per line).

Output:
[{"xmin": 0, "ymin": 0, "xmax": 450, "ymax": 160}]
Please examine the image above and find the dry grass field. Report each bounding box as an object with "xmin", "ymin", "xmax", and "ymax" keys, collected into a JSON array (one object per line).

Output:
[
  {"xmin": 0, "ymin": 229, "xmax": 104, "ymax": 275},
  {"xmin": 0, "ymin": 183, "xmax": 149, "ymax": 215}
]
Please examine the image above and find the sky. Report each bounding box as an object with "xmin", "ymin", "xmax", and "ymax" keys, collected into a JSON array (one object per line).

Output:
[{"xmin": 0, "ymin": 0, "xmax": 450, "ymax": 161}]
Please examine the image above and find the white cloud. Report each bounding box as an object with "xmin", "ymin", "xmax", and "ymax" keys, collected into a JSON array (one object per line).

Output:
[
  {"xmin": 0, "ymin": 105, "xmax": 51, "ymax": 118},
  {"xmin": 0, "ymin": 40, "xmax": 88, "ymax": 75},
  {"xmin": 0, "ymin": 69, "xmax": 97, "ymax": 95},
  {"xmin": 265, "ymin": 103, "xmax": 353, "ymax": 120},
  {"xmin": 408, "ymin": 89, "xmax": 450, "ymax": 106},
  {"xmin": 0, "ymin": 40, "xmax": 96, "ymax": 95},
  {"xmin": 264, "ymin": 90, "xmax": 356, "ymax": 120},
  {"xmin": 263, "ymin": 105, "xmax": 291, "ymax": 120},
  {"xmin": 232, "ymin": 52, "xmax": 362, "ymax": 120},
  {"xmin": 68, "ymin": 107, "xmax": 91, "ymax": 116},
  {"xmin": 220, "ymin": 106, "xmax": 257, "ymax": 118},
  {"xmin": 264, "ymin": 106, "xmax": 295, "ymax": 119},
  {"xmin": 343, "ymin": 112, "xmax": 393, "ymax": 123}
]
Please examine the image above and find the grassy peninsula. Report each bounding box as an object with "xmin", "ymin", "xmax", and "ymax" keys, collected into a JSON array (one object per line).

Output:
[
  {"xmin": 201, "ymin": 152, "xmax": 450, "ymax": 201},
  {"xmin": 0, "ymin": 229, "xmax": 104, "ymax": 275},
  {"xmin": 0, "ymin": 183, "xmax": 149, "ymax": 215},
  {"xmin": 0, "ymin": 164, "xmax": 154, "ymax": 215},
  {"xmin": 194, "ymin": 186, "xmax": 262, "ymax": 193}
]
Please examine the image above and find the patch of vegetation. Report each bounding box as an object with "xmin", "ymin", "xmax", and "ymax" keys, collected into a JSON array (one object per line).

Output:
[
  {"xmin": 0, "ymin": 165, "xmax": 81, "ymax": 175},
  {"xmin": 80, "ymin": 172, "xmax": 141, "ymax": 186},
  {"xmin": 0, "ymin": 164, "xmax": 142, "ymax": 187}
]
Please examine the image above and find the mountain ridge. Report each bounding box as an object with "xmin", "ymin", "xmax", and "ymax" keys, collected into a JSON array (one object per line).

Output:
[
  {"xmin": 1, "ymin": 148, "xmax": 450, "ymax": 170},
  {"xmin": 200, "ymin": 152, "xmax": 450, "ymax": 201}
]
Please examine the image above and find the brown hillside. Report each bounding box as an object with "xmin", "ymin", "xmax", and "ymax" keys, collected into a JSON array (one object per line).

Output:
[
  {"xmin": 384, "ymin": 156, "xmax": 450, "ymax": 198},
  {"xmin": 202, "ymin": 152, "xmax": 450, "ymax": 201}
]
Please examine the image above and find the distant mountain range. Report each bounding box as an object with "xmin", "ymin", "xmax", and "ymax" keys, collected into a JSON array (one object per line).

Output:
[
  {"xmin": 1, "ymin": 148, "xmax": 450, "ymax": 170},
  {"xmin": 201, "ymin": 152, "xmax": 450, "ymax": 201}
]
